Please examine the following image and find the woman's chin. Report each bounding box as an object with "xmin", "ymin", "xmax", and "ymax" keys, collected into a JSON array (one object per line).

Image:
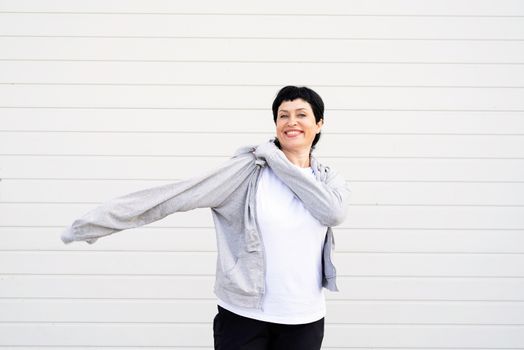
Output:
[{"xmin": 280, "ymin": 142, "xmax": 312, "ymax": 154}]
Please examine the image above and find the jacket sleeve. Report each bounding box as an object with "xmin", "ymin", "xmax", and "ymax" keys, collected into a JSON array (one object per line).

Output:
[
  {"xmin": 254, "ymin": 141, "xmax": 350, "ymax": 227},
  {"xmin": 61, "ymin": 152, "xmax": 255, "ymax": 244}
]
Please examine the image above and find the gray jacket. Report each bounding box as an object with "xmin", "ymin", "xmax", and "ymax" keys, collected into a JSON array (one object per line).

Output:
[{"xmin": 61, "ymin": 141, "xmax": 351, "ymax": 309}]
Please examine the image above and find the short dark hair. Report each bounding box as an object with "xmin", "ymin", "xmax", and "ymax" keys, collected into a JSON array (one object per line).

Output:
[{"xmin": 272, "ymin": 85, "xmax": 324, "ymax": 148}]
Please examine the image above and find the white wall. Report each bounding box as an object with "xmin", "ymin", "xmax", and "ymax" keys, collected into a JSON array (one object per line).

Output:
[{"xmin": 1, "ymin": 0, "xmax": 524, "ymax": 348}]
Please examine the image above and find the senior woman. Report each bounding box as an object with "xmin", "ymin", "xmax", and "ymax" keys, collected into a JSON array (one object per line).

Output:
[{"xmin": 61, "ymin": 85, "xmax": 351, "ymax": 350}]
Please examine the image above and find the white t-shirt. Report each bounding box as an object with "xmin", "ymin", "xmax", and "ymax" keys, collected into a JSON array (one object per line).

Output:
[{"xmin": 218, "ymin": 166, "xmax": 328, "ymax": 324}]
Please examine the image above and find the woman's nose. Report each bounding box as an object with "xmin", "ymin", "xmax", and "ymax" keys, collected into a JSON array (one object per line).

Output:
[{"xmin": 287, "ymin": 116, "xmax": 298, "ymax": 125}]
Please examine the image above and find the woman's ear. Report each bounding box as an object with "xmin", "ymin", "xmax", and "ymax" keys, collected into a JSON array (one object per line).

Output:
[{"xmin": 316, "ymin": 118, "xmax": 324, "ymax": 133}]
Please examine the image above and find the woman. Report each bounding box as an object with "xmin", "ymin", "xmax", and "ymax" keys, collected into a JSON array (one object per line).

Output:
[{"xmin": 62, "ymin": 85, "xmax": 351, "ymax": 350}]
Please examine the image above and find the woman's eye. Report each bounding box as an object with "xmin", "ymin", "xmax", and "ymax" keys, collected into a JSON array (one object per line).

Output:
[{"xmin": 298, "ymin": 114, "xmax": 306, "ymax": 117}]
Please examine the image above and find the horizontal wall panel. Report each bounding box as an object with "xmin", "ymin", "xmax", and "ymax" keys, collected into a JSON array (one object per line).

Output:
[
  {"xmin": 322, "ymin": 325, "xmax": 524, "ymax": 348},
  {"xmin": 0, "ymin": 155, "xmax": 226, "ymax": 180},
  {"xmin": 0, "ymin": 275, "xmax": 217, "ymax": 300},
  {"xmin": 3, "ymin": 109, "xmax": 271, "ymax": 133},
  {"xmin": 344, "ymin": 181, "xmax": 524, "ymax": 205},
  {"xmin": 0, "ymin": 323, "xmax": 212, "ymax": 347},
  {"xmin": 0, "ymin": 323, "xmax": 523, "ymax": 348},
  {"xmin": 4, "ymin": 62, "xmax": 524, "ymax": 87},
  {"xmin": 2, "ymin": 299, "xmax": 524, "ymax": 325},
  {"xmin": 3, "ymin": 132, "xmax": 524, "ymax": 158},
  {"xmin": 332, "ymin": 158, "xmax": 524, "ymax": 182},
  {"xmin": 2, "ymin": 251, "xmax": 524, "ymax": 277},
  {"xmin": 0, "ymin": 227, "xmax": 219, "ymax": 252},
  {"xmin": 3, "ymin": 85, "xmax": 524, "ymax": 111},
  {"xmin": 1, "ymin": 275, "xmax": 523, "ymax": 301},
  {"xmin": 1, "ymin": 132, "xmax": 260, "ymax": 156},
  {"xmin": 328, "ymin": 300, "xmax": 524, "ymax": 325},
  {"xmin": 2, "ymin": 109, "xmax": 524, "ymax": 134},
  {"xmin": 3, "ymin": 203, "xmax": 524, "ymax": 229},
  {"xmin": 4, "ymin": 85, "xmax": 524, "ymax": 111},
  {"xmin": 0, "ymin": 299, "xmax": 217, "ymax": 323},
  {"xmin": 0, "ymin": 348, "xmax": 212, "ymax": 350},
  {"xmin": 2, "ymin": 13, "xmax": 524, "ymax": 39},
  {"xmin": 3, "ymin": 179, "xmax": 524, "ymax": 206},
  {"xmin": 333, "ymin": 229, "xmax": 524, "ymax": 254},
  {"xmin": 324, "ymin": 111, "xmax": 524, "ymax": 134},
  {"xmin": 1, "ymin": 0, "xmax": 523, "ymax": 16},
  {"xmin": 2, "ymin": 156, "xmax": 523, "ymax": 182},
  {"xmin": 0, "ymin": 251, "xmax": 217, "ymax": 276},
  {"xmin": 333, "ymin": 277, "xmax": 524, "ymax": 302},
  {"xmin": 2, "ymin": 227, "xmax": 524, "ymax": 254},
  {"xmin": 2, "ymin": 37, "xmax": 524, "ymax": 63}
]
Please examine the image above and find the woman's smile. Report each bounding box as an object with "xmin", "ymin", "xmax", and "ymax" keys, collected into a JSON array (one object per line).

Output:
[{"xmin": 283, "ymin": 129, "xmax": 304, "ymax": 138}]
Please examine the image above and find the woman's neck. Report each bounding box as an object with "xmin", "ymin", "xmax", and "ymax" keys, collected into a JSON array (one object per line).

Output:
[{"xmin": 281, "ymin": 148, "xmax": 311, "ymax": 168}]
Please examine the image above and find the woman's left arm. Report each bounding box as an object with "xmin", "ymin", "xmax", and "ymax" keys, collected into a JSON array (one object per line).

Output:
[{"xmin": 254, "ymin": 141, "xmax": 351, "ymax": 227}]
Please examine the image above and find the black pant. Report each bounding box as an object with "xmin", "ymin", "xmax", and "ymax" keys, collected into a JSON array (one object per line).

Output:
[{"xmin": 213, "ymin": 305, "xmax": 324, "ymax": 350}]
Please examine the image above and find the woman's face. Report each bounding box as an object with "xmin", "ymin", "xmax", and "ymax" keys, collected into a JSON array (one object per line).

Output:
[{"xmin": 275, "ymin": 99, "xmax": 323, "ymax": 153}]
